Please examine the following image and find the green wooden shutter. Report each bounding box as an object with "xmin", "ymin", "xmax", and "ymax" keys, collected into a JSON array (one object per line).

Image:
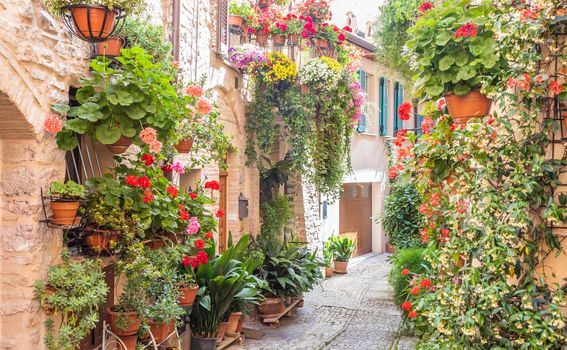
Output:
[
  {"xmin": 394, "ymin": 82, "xmax": 404, "ymax": 132},
  {"xmin": 357, "ymin": 70, "xmax": 368, "ymax": 133},
  {"xmin": 379, "ymin": 77, "xmax": 388, "ymax": 136}
]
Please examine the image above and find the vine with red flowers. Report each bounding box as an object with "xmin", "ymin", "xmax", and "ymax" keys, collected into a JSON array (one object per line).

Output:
[{"xmin": 388, "ymin": 0, "xmax": 567, "ymax": 348}]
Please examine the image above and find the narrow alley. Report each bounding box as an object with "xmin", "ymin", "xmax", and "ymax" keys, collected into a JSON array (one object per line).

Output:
[{"xmin": 235, "ymin": 254, "xmax": 417, "ymax": 350}]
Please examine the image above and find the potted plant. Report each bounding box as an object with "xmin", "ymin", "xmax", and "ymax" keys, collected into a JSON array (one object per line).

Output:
[
  {"xmin": 299, "ymin": 56, "xmax": 342, "ymax": 93},
  {"xmin": 175, "ymin": 254, "xmax": 199, "ymax": 306},
  {"xmin": 330, "ymin": 235, "xmax": 355, "ymax": 274},
  {"xmin": 34, "ymin": 252, "xmax": 108, "ymax": 350},
  {"xmin": 44, "ymin": 0, "xmax": 145, "ymax": 42},
  {"xmin": 229, "ymin": 2, "xmax": 255, "ymax": 31},
  {"xmin": 269, "ymin": 21, "xmax": 287, "ymax": 46},
  {"xmin": 94, "ymin": 36, "xmax": 125, "ymax": 57},
  {"xmin": 228, "ymin": 44, "xmax": 268, "ymax": 73},
  {"xmin": 284, "ymin": 16, "xmax": 303, "ymax": 45},
  {"xmin": 82, "ymin": 192, "xmax": 131, "ymax": 251},
  {"xmin": 405, "ymin": 0, "xmax": 505, "ymax": 122},
  {"xmin": 47, "ymin": 180, "xmax": 86, "ymax": 226},
  {"xmin": 323, "ymin": 240, "xmax": 334, "ymax": 278}
]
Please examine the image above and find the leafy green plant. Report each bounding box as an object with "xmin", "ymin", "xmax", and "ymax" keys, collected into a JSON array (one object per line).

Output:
[
  {"xmin": 322, "ymin": 240, "xmax": 333, "ymax": 268},
  {"xmin": 405, "ymin": 0, "xmax": 507, "ymax": 99},
  {"xmin": 52, "ymin": 47, "xmax": 186, "ymax": 151},
  {"xmin": 43, "ymin": 0, "xmax": 146, "ymax": 15},
  {"xmin": 229, "ymin": 2, "xmax": 255, "ymax": 18},
  {"xmin": 379, "ymin": 183, "xmax": 423, "ymax": 249},
  {"xmin": 387, "ymin": 248, "xmax": 429, "ymax": 306},
  {"xmin": 48, "ymin": 180, "xmax": 86, "ymax": 199},
  {"xmin": 261, "ymin": 195, "xmax": 292, "ymax": 242},
  {"xmin": 329, "ymin": 235, "xmax": 355, "ymax": 262},
  {"xmin": 121, "ymin": 18, "xmax": 173, "ymax": 65},
  {"xmin": 34, "ymin": 252, "xmax": 108, "ymax": 350},
  {"xmin": 260, "ymin": 158, "xmax": 292, "ymax": 204}
]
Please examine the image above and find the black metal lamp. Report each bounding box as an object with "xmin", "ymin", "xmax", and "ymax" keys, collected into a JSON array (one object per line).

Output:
[{"xmin": 238, "ymin": 193, "xmax": 249, "ymax": 220}]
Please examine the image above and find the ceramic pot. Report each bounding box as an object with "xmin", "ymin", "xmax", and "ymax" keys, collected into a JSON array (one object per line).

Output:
[
  {"xmin": 149, "ymin": 320, "xmax": 175, "ymax": 343},
  {"xmin": 105, "ymin": 136, "xmax": 132, "ymax": 154},
  {"xmin": 175, "ymin": 138, "xmax": 193, "ymax": 153},
  {"xmin": 226, "ymin": 312, "xmax": 242, "ymax": 336},
  {"xmin": 95, "ymin": 37, "xmax": 124, "ymax": 56},
  {"xmin": 50, "ymin": 200, "xmax": 80, "ymax": 225},
  {"xmin": 258, "ymin": 297, "xmax": 284, "ymax": 317},
  {"xmin": 445, "ymin": 90, "xmax": 492, "ymax": 123},
  {"xmin": 177, "ymin": 285, "xmax": 199, "ymax": 307},
  {"xmin": 325, "ymin": 267, "xmax": 333, "ymax": 278},
  {"xmin": 236, "ymin": 318, "xmax": 244, "ymax": 332},
  {"xmin": 272, "ymin": 34, "xmax": 286, "ymax": 46},
  {"xmin": 216, "ymin": 321, "xmax": 229, "ymax": 344},
  {"xmin": 333, "ymin": 261, "xmax": 349, "ymax": 274},
  {"xmin": 70, "ymin": 5, "xmax": 117, "ymax": 40},
  {"xmin": 107, "ymin": 309, "xmax": 142, "ymax": 336},
  {"xmin": 191, "ymin": 337, "xmax": 217, "ymax": 350}
]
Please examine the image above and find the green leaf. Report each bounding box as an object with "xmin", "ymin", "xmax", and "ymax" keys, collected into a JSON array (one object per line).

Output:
[
  {"xmin": 453, "ymin": 83, "xmax": 472, "ymax": 96},
  {"xmin": 438, "ymin": 56, "xmax": 456, "ymax": 71},
  {"xmin": 52, "ymin": 104, "xmax": 70, "ymax": 115},
  {"xmin": 107, "ymin": 89, "xmax": 134, "ymax": 106},
  {"xmin": 75, "ymin": 86, "xmax": 95, "ymax": 104},
  {"xmin": 95, "ymin": 122, "xmax": 122, "ymax": 144},
  {"xmin": 65, "ymin": 118, "xmax": 90, "ymax": 134},
  {"xmin": 125, "ymin": 105, "xmax": 146, "ymax": 120},
  {"xmin": 55, "ymin": 129, "xmax": 79, "ymax": 151},
  {"xmin": 77, "ymin": 102, "xmax": 104, "ymax": 122},
  {"xmin": 456, "ymin": 66, "xmax": 477, "ymax": 81},
  {"xmin": 436, "ymin": 32, "xmax": 452, "ymax": 46}
]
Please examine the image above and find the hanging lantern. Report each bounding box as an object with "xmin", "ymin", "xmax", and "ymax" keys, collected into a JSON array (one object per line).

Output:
[{"xmin": 61, "ymin": 4, "xmax": 125, "ymax": 43}]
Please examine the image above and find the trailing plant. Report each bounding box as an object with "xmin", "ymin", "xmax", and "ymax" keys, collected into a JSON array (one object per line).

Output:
[
  {"xmin": 260, "ymin": 195, "xmax": 292, "ymax": 242},
  {"xmin": 259, "ymin": 158, "xmax": 292, "ymax": 204},
  {"xmin": 329, "ymin": 235, "xmax": 355, "ymax": 262},
  {"xmin": 299, "ymin": 56, "xmax": 342, "ymax": 91},
  {"xmin": 378, "ymin": 183, "xmax": 424, "ymax": 249},
  {"xmin": 48, "ymin": 180, "xmax": 86, "ymax": 199},
  {"xmin": 34, "ymin": 252, "xmax": 108, "ymax": 350},
  {"xmin": 43, "ymin": 0, "xmax": 146, "ymax": 15}
]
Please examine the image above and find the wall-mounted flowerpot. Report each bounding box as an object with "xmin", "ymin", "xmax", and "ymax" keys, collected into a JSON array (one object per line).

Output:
[
  {"xmin": 333, "ymin": 261, "xmax": 349, "ymax": 274},
  {"xmin": 325, "ymin": 267, "xmax": 333, "ymax": 278},
  {"xmin": 177, "ymin": 284, "xmax": 199, "ymax": 306},
  {"xmin": 272, "ymin": 34, "xmax": 286, "ymax": 46},
  {"xmin": 288, "ymin": 34, "xmax": 298, "ymax": 45},
  {"xmin": 314, "ymin": 38, "xmax": 329, "ymax": 49},
  {"xmin": 67, "ymin": 5, "xmax": 119, "ymax": 41},
  {"xmin": 229, "ymin": 15, "xmax": 244, "ymax": 29},
  {"xmin": 149, "ymin": 320, "xmax": 175, "ymax": 343},
  {"xmin": 191, "ymin": 337, "xmax": 217, "ymax": 350},
  {"xmin": 107, "ymin": 309, "xmax": 142, "ymax": 336},
  {"xmin": 95, "ymin": 37, "xmax": 124, "ymax": 57},
  {"xmin": 175, "ymin": 139, "xmax": 193, "ymax": 153},
  {"xmin": 255, "ymin": 32, "xmax": 269, "ymax": 46},
  {"xmin": 216, "ymin": 321, "xmax": 229, "ymax": 344},
  {"xmin": 105, "ymin": 136, "xmax": 132, "ymax": 154},
  {"xmin": 50, "ymin": 200, "xmax": 80, "ymax": 225},
  {"xmin": 226, "ymin": 312, "xmax": 242, "ymax": 336},
  {"xmin": 445, "ymin": 90, "xmax": 492, "ymax": 124},
  {"xmin": 258, "ymin": 297, "xmax": 284, "ymax": 317}
]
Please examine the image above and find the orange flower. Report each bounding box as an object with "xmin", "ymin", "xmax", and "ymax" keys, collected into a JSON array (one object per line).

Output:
[
  {"xmin": 196, "ymin": 98, "xmax": 213, "ymax": 115},
  {"xmin": 140, "ymin": 127, "xmax": 157, "ymax": 145},
  {"xmin": 186, "ymin": 85, "xmax": 203, "ymax": 97},
  {"xmin": 44, "ymin": 113, "xmax": 64, "ymax": 133}
]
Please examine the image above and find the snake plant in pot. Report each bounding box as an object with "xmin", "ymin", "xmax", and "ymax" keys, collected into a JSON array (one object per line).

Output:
[{"xmin": 329, "ymin": 235, "xmax": 355, "ymax": 274}]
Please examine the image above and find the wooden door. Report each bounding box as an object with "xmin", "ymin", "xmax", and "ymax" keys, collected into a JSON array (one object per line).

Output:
[
  {"xmin": 339, "ymin": 183, "xmax": 372, "ymax": 256},
  {"xmin": 218, "ymin": 171, "xmax": 228, "ymax": 253}
]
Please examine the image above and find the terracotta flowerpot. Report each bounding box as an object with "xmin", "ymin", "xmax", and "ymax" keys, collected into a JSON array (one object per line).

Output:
[
  {"xmin": 177, "ymin": 285, "xmax": 199, "ymax": 306},
  {"xmin": 255, "ymin": 31, "xmax": 269, "ymax": 45},
  {"xmin": 314, "ymin": 38, "xmax": 328, "ymax": 48},
  {"xmin": 216, "ymin": 321, "xmax": 229, "ymax": 344},
  {"xmin": 445, "ymin": 90, "xmax": 492, "ymax": 124},
  {"xmin": 229, "ymin": 15, "xmax": 244, "ymax": 28},
  {"xmin": 107, "ymin": 309, "xmax": 142, "ymax": 336},
  {"xmin": 334, "ymin": 261, "xmax": 349, "ymax": 274},
  {"xmin": 236, "ymin": 318, "xmax": 244, "ymax": 332},
  {"xmin": 149, "ymin": 320, "xmax": 175, "ymax": 343},
  {"xmin": 385, "ymin": 242, "xmax": 397, "ymax": 254},
  {"xmin": 70, "ymin": 5, "xmax": 117, "ymax": 40},
  {"xmin": 272, "ymin": 34, "xmax": 286, "ymax": 46},
  {"xmin": 85, "ymin": 229, "xmax": 117, "ymax": 251},
  {"xmin": 117, "ymin": 335, "xmax": 138, "ymax": 350},
  {"xmin": 148, "ymin": 239, "xmax": 165, "ymax": 250},
  {"xmin": 288, "ymin": 34, "xmax": 298, "ymax": 45},
  {"xmin": 191, "ymin": 337, "xmax": 217, "ymax": 350},
  {"xmin": 325, "ymin": 267, "xmax": 333, "ymax": 278},
  {"xmin": 50, "ymin": 200, "xmax": 80, "ymax": 225},
  {"xmin": 175, "ymin": 139, "xmax": 193, "ymax": 153},
  {"xmin": 258, "ymin": 297, "xmax": 284, "ymax": 317},
  {"xmin": 95, "ymin": 37, "xmax": 124, "ymax": 56},
  {"xmin": 226, "ymin": 312, "xmax": 242, "ymax": 336},
  {"xmin": 105, "ymin": 136, "xmax": 132, "ymax": 154}
]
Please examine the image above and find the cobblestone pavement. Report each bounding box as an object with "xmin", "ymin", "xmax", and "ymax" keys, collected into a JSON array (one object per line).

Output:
[{"xmin": 233, "ymin": 253, "xmax": 418, "ymax": 350}]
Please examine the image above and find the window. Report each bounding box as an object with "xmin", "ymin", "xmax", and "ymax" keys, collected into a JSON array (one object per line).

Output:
[
  {"xmin": 379, "ymin": 77, "xmax": 388, "ymax": 136},
  {"xmin": 393, "ymin": 82, "xmax": 404, "ymax": 132},
  {"xmin": 357, "ymin": 69, "xmax": 368, "ymax": 133}
]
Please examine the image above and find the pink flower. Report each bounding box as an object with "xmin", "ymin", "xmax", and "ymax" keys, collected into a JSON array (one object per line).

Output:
[
  {"xmin": 140, "ymin": 127, "xmax": 158, "ymax": 145},
  {"xmin": 196, "ymin": 99, "xmax": 213, "ymax": 115},
  {"xmin": 44, "ymin": 113, "xmax": 64, "ymax": 134},
  {"xmin": 149, "ymin": 140, "xmax": 162, "ymax": 153},
  {"xmin": 436, "ymin": 98, "xmax": 446, "ymax": 110},
  {"xmin": 421, "ymin": 117, "xmax": 433, "ymax": 135},
  {"xmin": 171, "ymin": 162, "xmax": 185, "ymax": 174},
  {"xmin": 186, "ymin": 85, "xmax": 203, "ymax": 97},
  {"xmin": 186, "ymin": 217, "xmax": 201, "ymax": 235}
]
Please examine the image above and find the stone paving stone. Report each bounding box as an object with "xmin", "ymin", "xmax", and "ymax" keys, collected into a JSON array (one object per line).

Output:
[{"xmin": 233, "ymin": 254, "xmax": 418, "ymax": 350}]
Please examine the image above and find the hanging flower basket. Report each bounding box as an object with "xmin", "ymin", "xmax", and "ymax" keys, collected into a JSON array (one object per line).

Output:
[
  {"xmin": 175, "ymin": 139, "xmax": 193, "ymax": 153},
  {"xmin": 258, "ymin": 0, "xmax": 274, "ymax": 8},
  {"xmin": 105, "ymin": 136, "xmax": 132, "ymax": 154},
  {"xmin": 61, "ymin": 4, "xmax": 125, "ymax": 43},
  {"xmin": 445, "ymin": 90, "xmax": 492, "ymax": 124},
  {"xmin": 272, "ymin": 34, "xmax": 286, "ymax": 46},
  {"xmin": 255, "ymin": 31, "xmax": 269, "ymax": 46},
  {"xmin": 94, "ymin": 36, "xmax": 124, "ymax": 57},
  {"xmin": 314, "ymin": 38, "xmax": 329, "ymax": 49}
]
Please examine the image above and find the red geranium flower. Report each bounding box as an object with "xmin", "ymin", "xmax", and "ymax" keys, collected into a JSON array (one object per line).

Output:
[
  {"xmin": 204, "ymin": 180, "xmax": 221, "ymax": 190},
  {"xmin": 455, "ymin": 22, "xmax": 478, "ymax": 38},
  {"xmin": 179, "ymin": 209, "xmax": 189, "ymax": 221},
  {"xmin": 205, "ymin": 232, "xmax": 214, "ymax": 240},
  {"xmin": 408, "ymin": 310, "xmax": 417, "ymax": 318},
  {"xmin": 143, "ymin": 190, "xmax": 155, "ymax": 204},
  {"xmin": 194, "ymin": 239, "xmax": 205, "ymax": 250},
  {"xmin": 550, "ymin": 81, "xmax": 564, "ymax": 95},
  {"xmin": 197, "ymin": 251, "xmax": 209, "ymax": 264},
  {"xmin": 398, "ymin": 102, "xmax": 412, "ymax": 121},
  {"xmin": 141, "ymin": 153, "xmax": 154, "ymax": 166},
  {"xmin": 190, "ymin": 257, "xmax": 200, "ymax": 269},
  {"xmin": 343, "ymin": 26, "xmax": 352, "ymax": 32},
  {"xmin": 138, "ymin": 176, "xmax": 151, "ymax": 189},
  {"xmin": 182, "ymin": 255, "xmax": 190, "ymax": 267},
  {"xmin": 419, "ymin": 279, "xmax": 432, "ymax": 288},
  {"xmin": 401, "ymin": 301, "xmax": 412, "ymax": 311},
  {"xmin": 189, "ymin": 192, "xmax": 198, "ymax": 200},
  {"xmin": 410, "ymin": 286, "xmax": 420, "ymax": 295},
  {"xmin": 418, "ymin": 2, "xmax": 433, "ymax": 12},
  {"xmin": 338, "ymin": 33, "xmax": 346, "ymax": 41},
  {"xmin": 215, "ymin": 210, "xmax": 225, "ymax": 218},
  {"xmin": 125, "ymin": 175, "xmax": 139, "ymax": 187},
  {"xmin": 401, "ymin": 268, "xmax": 410, "ymax": 276},
  {"xmin": 167, "ymin": 185, "xmax": 178, "ymax": 198},
  {"xmin": 161, "ymin": 164, "xmax": 172, "ymax": 173}
]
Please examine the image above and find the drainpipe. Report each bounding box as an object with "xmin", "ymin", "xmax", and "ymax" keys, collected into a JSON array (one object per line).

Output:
[{"xmin": 172, "ymin": 0, "xmax": 180, "ymax": 63}]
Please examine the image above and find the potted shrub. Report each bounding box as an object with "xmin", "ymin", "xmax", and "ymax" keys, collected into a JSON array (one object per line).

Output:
[
  {"xmin": 323, "ymin": 240, "xmax": 334, "ymax": 278},
  {"xmin": 34, "ymin": 252, "xmax": 108, "ymax": 350},
  {"xmin": 330, "ymin": 235, "xmax": 355, "ymax": 274},
  {"xmin": 229, "ymin": 2, "xmax": 254, "ymax": 31},
  {"xmin": 405, "ymin": 0, "xmax": 506, "ymax": 123},
  {"xmin": 82, "ymin": 193, "xmax": 130, "ymax": 251},
  {"xmin": 47, "ymin": 180, "xmax": 86, "ymax": 226},
  {"xmin": 175, "ymin": 254, "xmax": 199, "ymax": 307},
  {"xmin": 44, "ymin": 0, "xmax": 145, "ymax": 42}
]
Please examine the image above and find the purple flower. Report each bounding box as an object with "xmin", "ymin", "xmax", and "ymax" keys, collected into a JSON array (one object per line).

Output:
[{"xmin": 228, "ymin": 44, "xmax": 268, "ymax": 71}]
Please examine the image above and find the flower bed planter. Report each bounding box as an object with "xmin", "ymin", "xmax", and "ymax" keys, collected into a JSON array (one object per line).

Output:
[
  {"xmin": 255, "ymin": 32, "xmax": 268, "ymax": 46},
  {"xmin": 95, "ymin": 37, "xmax": 124, "ymax": 56},
  {"xmin": 105, "ymin": 136, "xmax": 132, "ymax": 154},
  {"xmin": 445, "ymin": 91, "xmax": 492, "ymax": 124},
  {"xmin": 175, "ymin": 139, "xmax": 193, "ymax": 153},
  {"xmin": 64, "ymin": 5, "xmax": 120, "ymax": 42}
]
